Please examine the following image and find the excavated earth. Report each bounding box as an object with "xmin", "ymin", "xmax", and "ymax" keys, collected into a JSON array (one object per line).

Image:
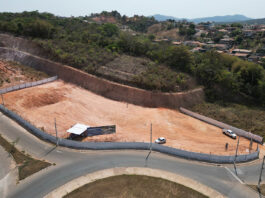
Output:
[{"xmin": 3, "ymin": 80, "xmax": 257, "ymax": 155}]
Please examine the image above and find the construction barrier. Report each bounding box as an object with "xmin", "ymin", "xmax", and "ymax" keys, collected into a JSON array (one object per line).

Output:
[
  {"xmin": 180, "ymin": 107, "xmax": 264, "ymax": 144},
  {"xmin": 0, "ymin": 76, "xmax": 58, "ymax": 95},
  {"xmin": 0, "ymin": 104, "xmax": 259, "ymax": 164}
]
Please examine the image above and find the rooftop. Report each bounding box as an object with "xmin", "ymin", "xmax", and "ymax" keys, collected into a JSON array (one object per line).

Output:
[{"xmin": 67, "ymin": 123, "xmax": 90, "ymax": 135}]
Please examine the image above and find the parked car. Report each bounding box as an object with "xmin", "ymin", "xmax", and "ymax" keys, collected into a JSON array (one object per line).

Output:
[
  {"xmin": 222, "ymin": 129, "xmax": 237, "ymax": 139},
  {"xmin": 155, "ymin": 137, "xmax": 166, "ymax": 144}
]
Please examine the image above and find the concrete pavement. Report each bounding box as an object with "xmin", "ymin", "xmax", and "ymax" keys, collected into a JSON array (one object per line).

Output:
[{"xmin": 0, "ymin": 144, "xmax": 17, "ymax": 198}]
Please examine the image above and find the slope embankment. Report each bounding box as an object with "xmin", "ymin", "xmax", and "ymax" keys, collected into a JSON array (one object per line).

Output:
[{"xmin": 0, "ymin": 44, "xmax": 204, "ymax": 109}]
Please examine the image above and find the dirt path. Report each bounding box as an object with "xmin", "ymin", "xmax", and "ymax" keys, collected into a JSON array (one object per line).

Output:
[{"xmin": 3, "ymin": 80, "xmax": 257, "ymax": 155}]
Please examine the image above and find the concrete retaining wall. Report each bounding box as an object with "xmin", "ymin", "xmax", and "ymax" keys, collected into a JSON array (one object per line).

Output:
[
  {"xmin": 0, "ymin": 47, "xmax": 204, "ymax": 109},
  {"xmin": 0, "ymin": 104, "xmax": 259, "ymax": 164},
  {"xmin": 180, "ymin": 107, "xmax": 264, "ymax": 144}
]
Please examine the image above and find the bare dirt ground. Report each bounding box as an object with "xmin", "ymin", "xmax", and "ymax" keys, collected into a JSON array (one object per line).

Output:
[
  {"xmin": 3, "ymin": 80, "xmax": 257, "ymax": 155},
  {"xmin": 0, "ymin": 59, "xmax": 48, "ymax": 89}
]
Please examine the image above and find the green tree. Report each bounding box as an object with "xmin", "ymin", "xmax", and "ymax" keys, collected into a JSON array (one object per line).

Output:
[
  {"xmin": 163, "ymin": 46, "xmax": 193, "ymax": 72},
  {"xmin": 23, "ymin": 20, "xmax": 55, "ymax": 38},
  {"xmin": 100, "ymin": 23, "xmax": 119, "ymax": 37}
]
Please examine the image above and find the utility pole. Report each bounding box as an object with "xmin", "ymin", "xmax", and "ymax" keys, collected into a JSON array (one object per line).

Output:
[
  {"xmin": 145, "ymin": 123, "xmax": 152, "ymax": 166},
  {"xmin": 258, "ymin": 156, "xmax": 265, "ymax": 192},
  {"xmin": 54, "ymin": 118, "xmax": 58, "ymax": 146},
  {"xmin": 234, "ymin": 136, "xmax": 240, "ymax": 175},
  {"xmin": 150, "ymin": 123, "xmax": 152, "ymax": 152},
  {"xmin": 249, "ymin": 137, "xmax": 253, "ymax": 152}
]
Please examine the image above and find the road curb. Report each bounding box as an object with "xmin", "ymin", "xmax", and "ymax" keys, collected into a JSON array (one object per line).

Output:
[{"xmin": 44, "ymin": 167, "xmax": 225, "ymax": 198}]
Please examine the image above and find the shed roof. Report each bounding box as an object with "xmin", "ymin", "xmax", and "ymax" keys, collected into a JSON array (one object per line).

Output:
[{"xmin": 67, "ymin": 123, "xmax": 90, "ymax": 135}]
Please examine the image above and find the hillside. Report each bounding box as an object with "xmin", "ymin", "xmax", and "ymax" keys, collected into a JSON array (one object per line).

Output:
[
  {"xmin": 147, "ymin": 23, "xmax": 184, "ymax": 40},
  {"xmin": 0, "ymin": 11, "xmax": 264, "ymax": 107},
  {"xmin": 191, "ymin": 14, "xmax": 251, "ymax": 23},
  {"xmin": 151, "ymin": 14, "xmax": 184, "ymax": 22},
  {"xmin": 239, "ymin": 18, "xmax": 265, "ymax": 25},
  {"xmin": 0, "ymin": 59, "xmax": 48, "ymax": 88}
]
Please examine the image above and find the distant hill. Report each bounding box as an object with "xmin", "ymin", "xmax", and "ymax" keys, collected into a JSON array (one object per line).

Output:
[
  {"xmin": 191, "ymin": 15, "xmax": 252, "ymax": 23},
  {"xmin": 151, "ymin": 14, "xmax": 252, "ymax": 23},
  {"xmin": 151, "ymin": 14, "xmax": 185, "ymax": 22},
  {"xmin": 238, "ymin": 18, "xmax": 265, "ymax": 25}
]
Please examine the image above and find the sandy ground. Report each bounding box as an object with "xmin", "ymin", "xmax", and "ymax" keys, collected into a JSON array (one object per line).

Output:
[{"xmin": 3, "ymin": 80, "xmax": 257, "ymax": 155}]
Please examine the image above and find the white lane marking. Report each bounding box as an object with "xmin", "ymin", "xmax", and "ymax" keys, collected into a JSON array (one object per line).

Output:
[
  {"xmin": 56, "ymin": 150, "xmax": 62, "ymax": 153},
  {"xmin": 225, "ymin": 167, "xmax": 244, "ymax": 184}
]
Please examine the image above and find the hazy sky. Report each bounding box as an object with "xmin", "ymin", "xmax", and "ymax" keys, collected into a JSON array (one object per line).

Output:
[{"xmin": 1, "ymin": 0, "xmax": 265, "ymax": 19}]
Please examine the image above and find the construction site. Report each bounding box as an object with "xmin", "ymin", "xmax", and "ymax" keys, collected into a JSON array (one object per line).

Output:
[{"xmin": 2, "ymin": 79, "xmax": 257, "ymax": 155}]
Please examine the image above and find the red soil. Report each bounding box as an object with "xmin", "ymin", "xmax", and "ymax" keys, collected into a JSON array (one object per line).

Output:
[{"xmin": 3, "ymin": 80, "xmax": 257, "ymax": 155}]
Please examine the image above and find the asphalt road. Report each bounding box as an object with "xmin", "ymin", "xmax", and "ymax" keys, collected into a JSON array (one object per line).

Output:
[{"xmin": 0, "ymin": 111, "xmax": 264, "ymax": 198}]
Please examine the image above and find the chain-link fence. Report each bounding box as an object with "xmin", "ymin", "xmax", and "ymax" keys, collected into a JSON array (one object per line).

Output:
[{"xmin": 0, "ymin": 76, "xmax": 58, "ymax": 95}]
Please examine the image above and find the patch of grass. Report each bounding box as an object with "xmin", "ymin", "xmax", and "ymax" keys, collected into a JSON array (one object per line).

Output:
[
  {"xmin": 248, "ymin": 184, "xmax": 265, "ymax": 196},
  {"xmin": 0, "ymin": 134, "xmax": 51, "ymax": 180},
  {"xmin": 64, "ymin": 175, "xmax": 208, "ymax": 198},
  {"xmin": 191, "ymin": 102, "xmax": 265, "ymax": 139}
]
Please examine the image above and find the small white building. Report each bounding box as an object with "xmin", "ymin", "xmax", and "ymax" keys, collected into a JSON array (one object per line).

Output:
[{"xmin": 67, "ymin": 123, "xmax": 90, "ymax": 138}]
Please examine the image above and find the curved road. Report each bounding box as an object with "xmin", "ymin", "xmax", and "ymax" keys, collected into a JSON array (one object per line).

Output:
[{"xmin": 0, "ymin": 111, "xmax": 264, "ymax": 198}]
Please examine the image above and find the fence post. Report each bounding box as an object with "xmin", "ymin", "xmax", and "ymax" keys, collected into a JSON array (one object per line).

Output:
[
  {"xmin": 258, "ymin": 156, "xmax": 265, "ymax": 192},
  {"xmin": 55, "ymin": 118, "xmax": 58, "ymax": 146},
  {"xmin": 234, "ymin": 136, "xmax": 240, "ymax": 175},
  {"xmin": 1, "ymin": 94, "xmax": 4, "ymax": 106}
]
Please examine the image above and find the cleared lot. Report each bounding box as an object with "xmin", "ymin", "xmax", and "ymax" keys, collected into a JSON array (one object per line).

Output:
[{"xmin": 3, "ymin": 80, "xmax": 257, "ymax": 155}]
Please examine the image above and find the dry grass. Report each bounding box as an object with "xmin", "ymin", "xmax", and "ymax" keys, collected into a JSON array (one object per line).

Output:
[
  {"xmin": 191, "ymin": 102, "xmax": 265, "ymax": 139},
  {"xmin": 248, "ymin": 184, "xmax": 265, "ymax": 196},
  {"xmin": 64, "ymin": 175, "xmax": 208, "ymax": 198},
  {"xmin": 0, "ymin": 59, "xmax": 48, "ymax": 89},
  {"xmin": 0, "ymin": 134, "xmax": 51, "ymax": 180}
]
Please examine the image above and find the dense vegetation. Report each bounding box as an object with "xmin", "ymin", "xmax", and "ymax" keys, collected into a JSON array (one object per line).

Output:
[{"xmin": 0, "ymin": 11, "xmax": 265, "ymax": 106}]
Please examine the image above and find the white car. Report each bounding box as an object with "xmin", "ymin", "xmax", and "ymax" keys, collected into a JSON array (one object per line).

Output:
[
  {"xmin": 222, "ymin": 129, "xmax": 237, "ymax": 139},
  {"xmin": 155, "ymin": 137, "xmax": 166, "ymax": 144}
]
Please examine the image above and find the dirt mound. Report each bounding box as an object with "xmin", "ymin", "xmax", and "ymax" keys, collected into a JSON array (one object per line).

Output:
[{"xmin": 21, "ymin": 88, "xmax": 67, "ymax": 108}]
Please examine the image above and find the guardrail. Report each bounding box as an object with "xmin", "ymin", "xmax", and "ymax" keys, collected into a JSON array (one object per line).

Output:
[
  {"xmin": 180, "ymin": 107, "xmax": 264, "ymax": 144},
  {"xmin": 0, "ymin": 76, "xmax": 58, "ymax": 95},
  {"xmin": 0, "ymin": 104, "xmax": 259, "ymax": 164}
]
